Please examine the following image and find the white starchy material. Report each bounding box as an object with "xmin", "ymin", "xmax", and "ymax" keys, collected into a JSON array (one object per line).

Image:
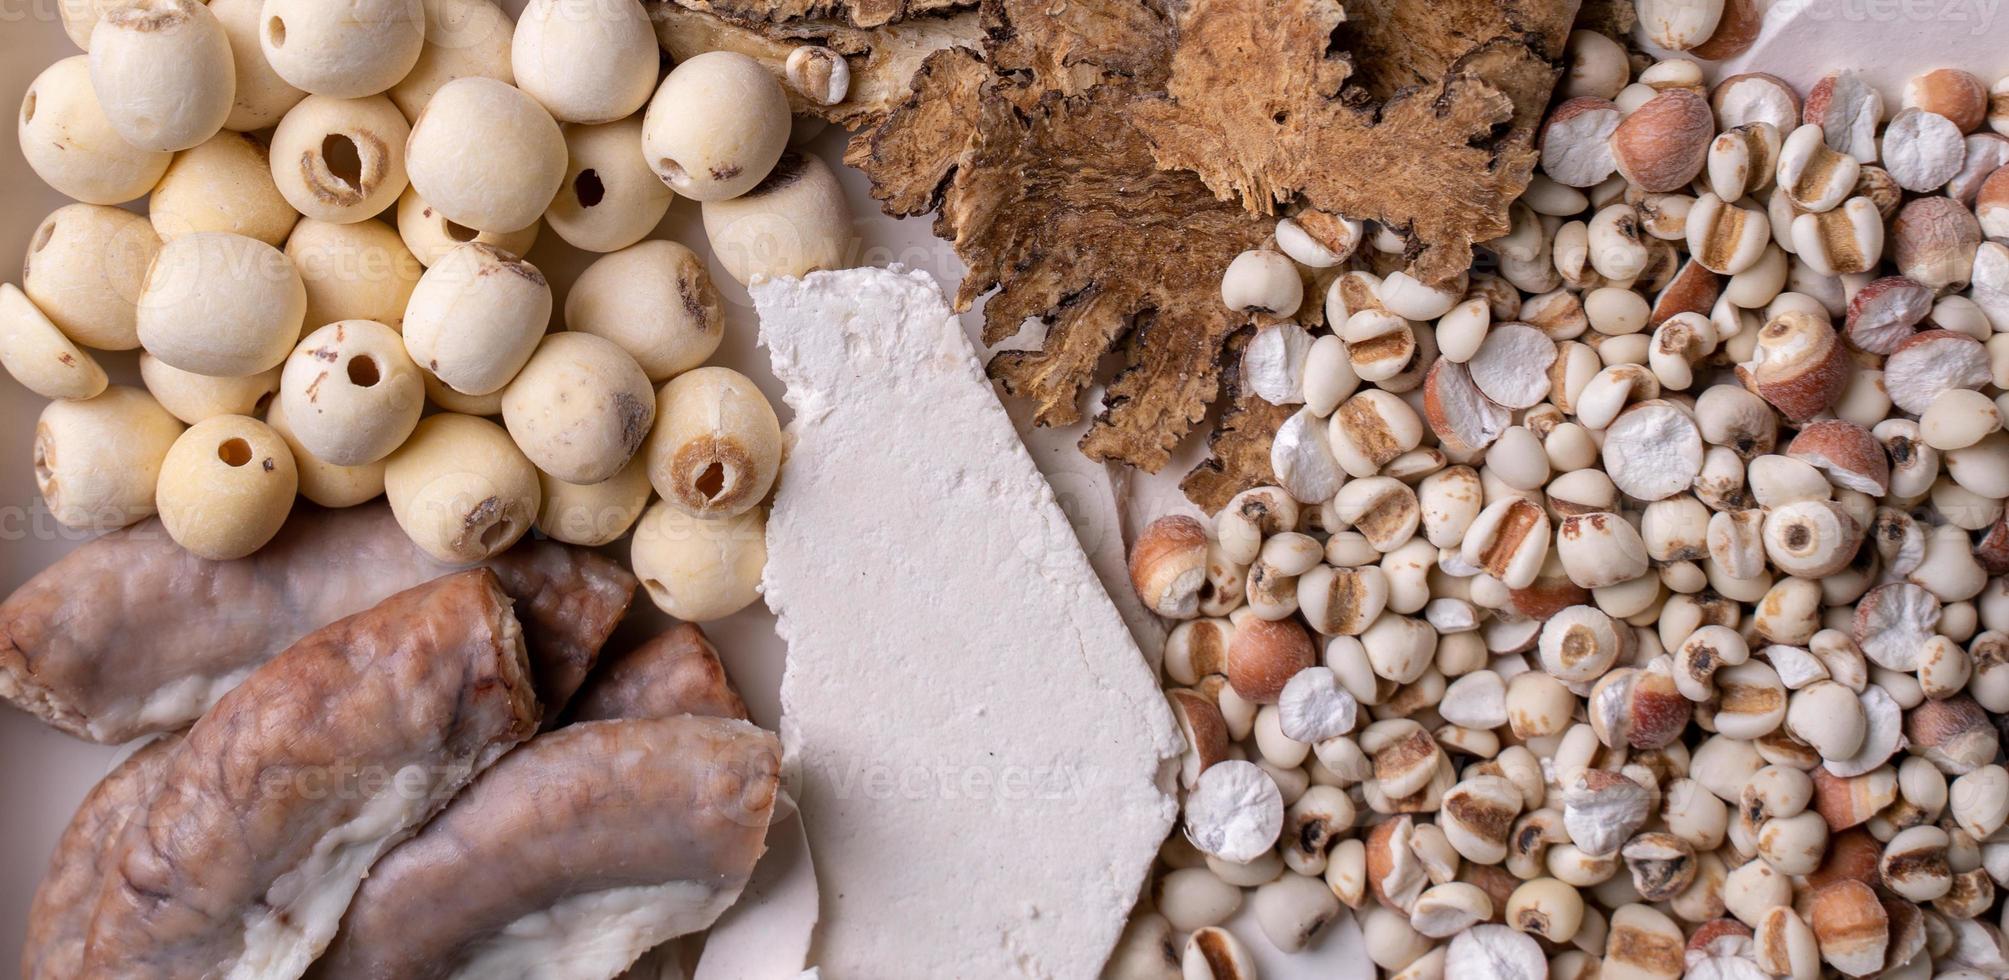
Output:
[
  {"xmin": 1277, "ymin": 667, "xmax": 1357, "ymax": 743},
  {"xmin": 1824, "ymin": 685, "xmax": 1906, "ymax": 777},
  {"xmin": 447, "ymin": 883, "xmax": 732, "ymax": 980},
  {"xmin": 1602, "ymin": 402, "xmax": 1704, "ymax": 501},
  {"xmin": 232, "ymin": 760, "xmax": 474, "ymax": 979},
  {"xmin": 1881, "ymin": 107, "xmax": 1967, "ymax": 192},
  {"xmin": 1561, "ymin": 771, "xmax": 1652, "ymax": 857},
  {"xmin": 754, "ymin": 267, "xmax": 1180, "ymax": 979},
  {"xmin": 1186, "ymin": 760, "xmax": 1286, "ymax": 863},
  {"xmin": 1465, "ymin": 323, "xmax": 1555, "ymax": 408},
  {"xmin": 1271, "ymin": 407, "xmax": 1345, "ymax": 504},
  {"xmin": 1446, "ymin": 924, "xmax": 1547, "ymax": 980},
  {"xmin": 1244, "ymin": 322, "xmax": 1314, "ymax": 405},
  {"xmin": 694, "ymin": 815, "xmax": 818, "ymax": 980}
]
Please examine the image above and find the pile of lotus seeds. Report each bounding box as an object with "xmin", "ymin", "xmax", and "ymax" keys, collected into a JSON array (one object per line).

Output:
[
  {"xmin": 12, "ymin": 0, "xmax": 856, "ymax": 625},
  {"xmin": 1113, "ymin": 21, "xmax": 2009, "ymax": 980}
]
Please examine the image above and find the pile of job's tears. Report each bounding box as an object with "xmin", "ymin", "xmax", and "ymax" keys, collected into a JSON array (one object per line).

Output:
[{"xmin": 1112, "ymin": 6, "xmax": 2009, "ymax": 979}]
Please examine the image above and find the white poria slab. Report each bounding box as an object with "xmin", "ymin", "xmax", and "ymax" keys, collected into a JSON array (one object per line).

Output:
[{"xmin": 754, "ymin": 267, "xmax": 1183, "ymax": 978}]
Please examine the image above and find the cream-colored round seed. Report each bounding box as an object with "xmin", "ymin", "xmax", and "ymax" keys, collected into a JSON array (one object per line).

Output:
[
  {"xmin": 384, "ymin": 413, "xmax": 539, "ymax": 564},
  {"xmin": 260, "ymin": 0, "xmax": 426, "ymax": 99},
  {"xmin": 1584, "ymin": 286, "xmax": 1651, "ymax": 335},
  {"xmin": 87, "ymin": 0, "xmax": 233, "ymax": 152},
  {"xmin": 1158, "ymin": 866, "xmax": 1244, "ymax": 932},
  {"xmin": 22, "ymin": 204, "xmax": 161, "ymax": 352},
  {"xmin": 1487, "ymin": 426, "xmax": 1549, "ymax": 490},
  {"xmin": 395, "ymin": 186, "xmax": 540, "ymax": 268},
  {"xmin": 547, "ymin": 116, "xmax": 674, "ymax": 254},
  {"xmin": 268, "ymin": 94, "xmax": 411, "ymax": 224},
  {"xmin": 1921, "ymin": 388, "xmax": 2002, "ymax": 451},
  {"xmin": 58, "ymin": 0, "xmax": 99, "ymax": 49},
  {"xmin": 1412, "ymin": 881, "xmax": 1493, "ymax": 938},
  {"xmin": 389, "ymin": 0, "xmax": 514, "ymax": 120},
  {"xmin": 0, "ymin": 285, "xmax": 107, "ymax": 401},
  {"xmin": 1362, "ymin": 904, "xmax": 1433, "ymax": 972},
  {"xmin": 34, "ymin": 386, "xmax": 184, "ymax": 529},
  {"xmin": 631, "ymin": 500, "xmax": 767, "ymax": 621},
  {"xmin": 1223, "ymin": 249, "xmax": 1305, "ymax": 317},
  {"xmin": 501, "ymin": 332, "xmax": 656, "ymax": 484},
  {"xmin": 266, "ymin": 395, "xmax": 385, "ymax": 508},
  {"xmin": 1754, "ymin": 810, "xmax": 1828, "ymax": 876},
  {"xmin": 1952, "ymin": 765, "xmax": 2009, "ymax": 838},
  {"xmin": 402, "ymin": 243, "xmax": 552, "ymax": 396},
  {"xmin": 1785, "ymin": 680, "xmax": 1868, "ymax": 760},
  {"xmin": 511, "ymin": 0, "xmax": 656, "ymax": 124},
  {"xmin": 701, "ymin": 151, "xmax": 852, "ymax": 286},
  {"xmin": 1507, "ymin": 670, "xmax": 1576, "ymax": 738},
  {"xmin": 565, "ymin": 240, "xmax": 723, "ymax": 382},
  {"xmin": 149, "ymin": 131, "xmax": 299, "ymax": 245},
  {"xmin": 209, "ymin": 0, "xmax": 304, "ymax": 131},
  {"xmin": 422, "ymin": 369, "xmax": 502, "ymax": 416},
  {"xmin": 137, "ymin": 232, "xmax": 306, "ymax": 378},
  {"xmin": 407, "ymin": 77, "xmax": 567, "ymax": 234},
  {"xmin": 1505, "ymin": 877, "xmax": 1585, "ymax": 943},
  {"xmin": 1879, "ymin": 825, "xmax": 1952, "ymax": 902},
  {"xmin": 278, "ymin": 320, "xmax": 424, "ymax": 465},
  {"xmin": 18, "ymin": 56, "xmax": 172, "ymax": 204},
  {"xmin": 140, "ymin": 353, "xmax": 279, "ymax": 424},
  {"xmin": 641, "ymin": 51, "xmax": 790, "ymax": 201},
  {"xmin": 646, "ymin": 366, "xmax": 781, "ymax": 520},
  {"xmin": 776, "ymin": 46, "xmax": 848, "ymax": 108},
  {"xmin": 535, "ymin": 453, "xmax": 650, "ymax": 547},
  {"xmin": 156, "ymin": 415, "xmax": 298, "ymax": 560},
  {"xmin": 285, "ymin": 217, "xmax": 424, "ymax": 332}
]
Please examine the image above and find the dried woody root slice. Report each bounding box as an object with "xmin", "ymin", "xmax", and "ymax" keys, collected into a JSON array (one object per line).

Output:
[
  {"xmin": 1132, "ymin": 0, "xmax": 1577, "ymax": 285},
  {"xmin": 652, "ymin": 0, "xmax": 980, "ymax": 128},
  {"xmin": 665, "ymin": 0, "xmax": 970, "ymax": 29},
  {"xmin": 846, "ymin": 0, "xmax": 1577, "ymax": 507},
  {"xmin": 848, "ymin": 8, "xmax": 1273, "ymax": 497}
]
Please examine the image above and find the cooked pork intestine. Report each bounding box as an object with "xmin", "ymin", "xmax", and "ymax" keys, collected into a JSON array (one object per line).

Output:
[
  {"xmin": 312, "ymin": 715, "xmax": 780, "ymax": 980},
  {"xmin": 0, "ymin": 503, "xmax": 633, "ymax": 743},
  {"xmin": 22, "ymin": 736, "xmax": 180, "ymax": 980},
  {"xmin": 567, "ymin": 623, "xmax": 749, "ymax": 725},
  {"xmin": 81, "ymin": 571, "xmax": 542, "ymax": 980}
]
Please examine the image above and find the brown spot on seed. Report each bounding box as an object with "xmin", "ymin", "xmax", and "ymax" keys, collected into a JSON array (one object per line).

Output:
[
  {"xmin": 470, "ymin": 244, "xmax": 547, "ymax": 286},
  {"xmin": 613, "ymin": 390, "xmax": 651, "ymax": 455},
  {"xmin": 747, "ymin": 152, "xmax": 809, "ymax": 197},
  {"xmin": 1347, "ymin": 330, "xmax": 1412, "ymax": 365},
  {"xmin": 1443, "ymin": 793, "xmax": 1514, "ymax": 844},
  {"xmin": 1560, "ymin": 625, "xmax": 1597, "ymax": 670},
  {"xmin": 1193, "ymin": 929, "xmax": 1237, "ymax": 977},
  {"xmin": 672, "ymin": 435, "xmax": 753, "ymax": 514},
  {"xmin": 1610, "ymin": 926, "xmax": 1684, "ymax": 974},
  {"xmin": 1335, "ymin": 398, "xmax": 1399, "ymax": 467},
  {"xmin": 106, "ymin": 1, "xmax": 191, "ymax": 32},
  {"xmin": 1719, "ymin": 682, "xmax": 1784, "ymax": 716},
  {"xmin": 1478, "ymin": 499, "xmax": 1541, "ymax": 579},
  {"xmin": 1881, "ymin": 845, "xmax": 1948, "ymax": 881}
]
